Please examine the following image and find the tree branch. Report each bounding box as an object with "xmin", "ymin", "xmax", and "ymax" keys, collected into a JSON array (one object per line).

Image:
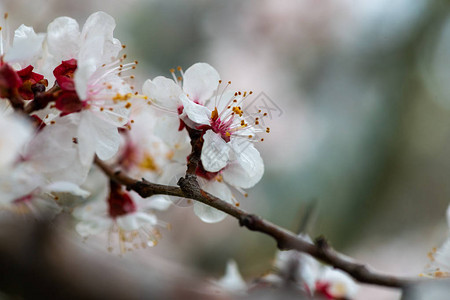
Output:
[{"xmin": 94, "ymin": 151, "xmax": 417, "ymax": 289}]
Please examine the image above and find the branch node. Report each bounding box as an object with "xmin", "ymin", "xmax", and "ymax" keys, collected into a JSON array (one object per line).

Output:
[
  {"xmin": 239, "ymin": 214, "xmax": 260, "ymax": 230},
  {"xmin": 314, "ymin": 235, "xmax": 330, "ymax": 250}
]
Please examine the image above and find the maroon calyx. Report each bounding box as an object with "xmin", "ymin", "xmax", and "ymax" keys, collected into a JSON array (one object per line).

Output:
[
  {"xmin": 17, "ymin": 65, "xmax": 47, "ymax": 100},
  {"xmin": 0, "ymin": 60, "xmax": 22, "ymax": 99},
  {"xmin": 53, "ymin": 59, "xmax": 85, "ymax": 115},
  {"xmin": 108, "ymin": 181, "xmax": 137, "ymax": 218}
]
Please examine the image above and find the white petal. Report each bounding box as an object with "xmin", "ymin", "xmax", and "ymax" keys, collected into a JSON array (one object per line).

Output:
[
  {"xmin": 4, "ymin": 25, "xmax": 44, "ymax": 64},
  {"xmin": 142, "ymin": 77, "xmax": 182, "ymax": 111},
  {"xmin": 79, "ymin": 11, "xmax": 121, "ymax": 66},
  {"xmin": 46, "ymin": 17, "xmax": 80, "ymax": 59},
  {"xmin": 117, "ymin": 212, "xmax": 157, "ymax": 231},
  {"xmin": 154, "ymin": 114, "xmax": 189, "ymax": 148},
  {"xmin": 74, "ymin": 59, "xmax": 97, "ymax": 100},
  {"xmin": 194, "ymin": 180, "xmax": 232, "ymax": 223},
  {"xmin": 79, "ymin": 111, "xmax": 121, "ymax": 161},
  {"xmin": 26, "ymin": 114, "xmax": 91, "ymax": 184},
  {"xmin": 144, "ymin": 195, "xmax": 172, "ymax": 211},
  {"xmin": 75, "ymin": 217, "xmax": 111, "ymax": 237},
  {"xmin": 222, "ymin": 141, "xmax": 264, "ymax": 189},
  {"xmin": 201, "ymin": 130, "xmax": 230, "ymax": 172},
  {"xmin": 0, "ymin": 112, "xmax": 32, "ymax": 169},
  {"xmin": 179, "ymin": 93, "xmax": 211, "ymax": 125},
  {"xmin": 44, "ymin": 181, "xmax": 90, "ymax": 198},
  {"xmin": 182, "ymin": 63, "xmax": 220, "ymax": 104},
  {"xmin": 214, "ymin": 260, "xmax": 247, "ymax": 294},
  {"xmin": 319, "ymin": 268, "xmax": 359, "ymax": 299}
]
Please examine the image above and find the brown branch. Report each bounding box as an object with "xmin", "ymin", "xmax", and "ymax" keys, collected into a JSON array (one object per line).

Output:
[{"xmin": 94, "ymin": 154, "xmax": 417, "ymax": 289}]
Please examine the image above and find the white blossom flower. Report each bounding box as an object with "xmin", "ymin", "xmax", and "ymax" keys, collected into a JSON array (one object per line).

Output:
[
  {"xmin": 25, "ymin": 12, "xmax": 137, "ymax": 183},
  {"xmin": 143, "ymin": 63, "xmax": 267, "ymax": 221},
  {"xmin": 73, "ymin": 178, "xmax": 171, "ymax": 254},
  {"xmin": 212, "ymin": 260, "xmax": 247, "ymax": 295}
]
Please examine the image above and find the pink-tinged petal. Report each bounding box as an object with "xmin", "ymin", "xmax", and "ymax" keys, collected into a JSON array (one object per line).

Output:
[
  {"xmin": 179, "ymin": 93, "xmax": 211, "ymax": 125},
  {"xmin": 46, "ymin": 17, "xmax": 80, "ymax": 59},
  {"xmin": 142, "ymin": 77, "xmax": 182, "ymax": 111},
  {"xmin": 193, "ymin": 179, "xmax": 231, "ymax": 223},
  {"xmin": 201, "ymin": 130, "xmax": 230, "ymax": 172},
  {"xmin": 4, "ymin": 25, "xmax": 44, "ymax": 65},
  {"xmin": 222, "ymin": 141, "xmax": 264, "ymax": 189},
  {"xmin": 182, "ymin": 63, "xmax": 220, "ymax": 104}
]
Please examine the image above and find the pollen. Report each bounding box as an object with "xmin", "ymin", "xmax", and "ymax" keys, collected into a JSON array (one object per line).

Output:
[
  {"xmin": 232, "ymin": 106, "xmax": 243, "ymax": 116},
  {"xmin": 170, "ymin": 68, "xmax": 175, "ymax": 73},
  {"xmin": 211, "ymin": 107, "xmax": 219, "ymax": 121},
  {"xmin": 266, "ymin": 127, "xmax": 270, "ymax": 133},
  {"xmin": 225, "ymin": 132, "xmax": 231, "ymax": 137}
]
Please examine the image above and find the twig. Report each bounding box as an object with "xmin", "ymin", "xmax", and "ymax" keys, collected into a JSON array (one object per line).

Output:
[{"xmin": 94, "ymin": 127, "xmax": 417, "ymax": 289}]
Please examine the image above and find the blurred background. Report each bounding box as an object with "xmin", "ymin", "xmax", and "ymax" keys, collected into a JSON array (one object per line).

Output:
[{"xmin": 3, "ymin": 0, "xmax": 450, "ymax": 298}]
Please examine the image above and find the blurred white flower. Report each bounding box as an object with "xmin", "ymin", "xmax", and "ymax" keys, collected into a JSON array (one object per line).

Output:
[
  {"xmin": 212, "ymin": 260, "xmax": 247, "ymax": 295},
  {"xmin": 73, "ymin": 179, "xmax": 171, "ymax": 254}
]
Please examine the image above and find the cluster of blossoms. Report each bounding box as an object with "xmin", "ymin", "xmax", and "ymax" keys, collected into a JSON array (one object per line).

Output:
[{"xmin": 0, "ymin": 11, "xmax": 269, "ymax": 253}]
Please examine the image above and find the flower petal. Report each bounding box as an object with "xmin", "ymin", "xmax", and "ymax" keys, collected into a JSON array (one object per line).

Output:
[
  {"xmin": 182, "ymin": 63, "xmax": 220, "ymax": 104},
  {"xmin": 179, "ymin": 93, "xmax": 211, "ymax": 125},
  {"xmin": 222, "ymin": 140, "xmax": 264, "ymax": 189},
  {"xmin": 193, "ymin": 179, "xmax": 231, "ymax": 223},
  {"xmin": 79, "ymin": 11, "xmax": 121, "ymax": 66},
  {"xmin": 142, "ymin": 76, "xmax": 182, "ymax": 111},
  {"xmin": 4, "ymin": 25, "xmax": 44, "ymax": 65},
  {"xmin": 201, "ymin": 130, "xmax": 230, "ymax": 172},
  {"xmin": 44, "ymin": 181, "xmax": 90, "ymax": 198},
  {"xmin": 46, "ymin": 17, "xmax": 80, "ymax": 59}
]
